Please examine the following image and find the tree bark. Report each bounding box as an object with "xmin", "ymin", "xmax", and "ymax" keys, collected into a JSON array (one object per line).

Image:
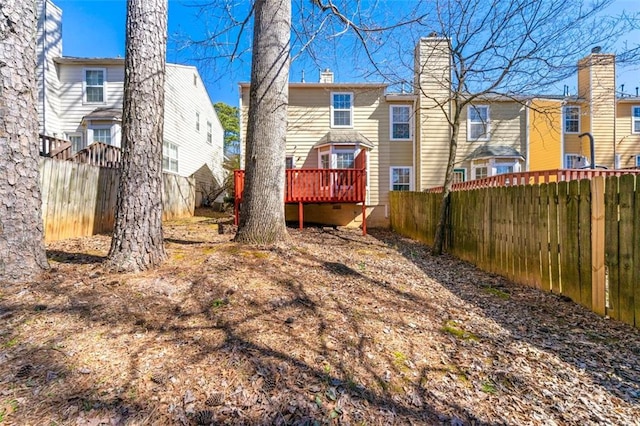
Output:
[
  {"xmin": 432, "ymin": 105, "xmax": 462, "ymax": 255},
  {"xmin": 0, "ymin": 1, "xmax": 49, "ymax": 283},
  {"xmin": 234, "ymin": 0, "xmax": 291, "ymax": 244},
  {"xmin": 108, "ymin": 0, "xmax": 168, "ymax": 271}
]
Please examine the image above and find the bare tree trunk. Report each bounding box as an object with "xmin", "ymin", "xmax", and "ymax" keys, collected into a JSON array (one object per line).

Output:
[
  {"xmin": 235, "ymin": 0, "xmax": 291, "ymax": 244},
  {"xmin": 432, "ymin": 106, "xmax": 462, "ymax": 255},
  {"xmin": 0, "ymin": 1, "xmax": 49, "ymax": 283},
  {"xmin": 108, "ymin": 0, "xmax": 167, "ymax": 271}
]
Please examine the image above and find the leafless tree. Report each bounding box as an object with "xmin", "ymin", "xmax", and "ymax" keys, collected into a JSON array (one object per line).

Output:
[
  {"xmin": 108, "ymin": 0, "xmax": 168, "ymax": 270},
  {"xmin": 0, "ymin": 1, "xmax": 49, "ymax": 283}
]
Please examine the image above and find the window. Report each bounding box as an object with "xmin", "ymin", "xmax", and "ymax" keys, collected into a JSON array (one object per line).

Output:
[
  {"xmin": 390, "ymin": 105, "xmax": 411, "ymax": 140},
  {"xmin": 320, "ymin": 153, "xmax": 330, "ymax": 169},
  {"xmin": 163, "ymin": 141, "xmax": 179, "ymax": 172},
  {"xmin": 453, "ymin": 169, "xmax": 466, "ymax": 184},
  {"xmin": 335, "ymin": 151, "xmax": 355, "ymax": 169},
  {"xmin": 207, "ymin": 121, "xmax": 212, "ymax": 144},
  {"xmin": 196, "ymin": 112, "xmax": 200, "ymax": 131},
  {"xmin": 84, "ymin": 69, "xmax": 105, "ymax": 103},
  {"xmin": 636, "ymin": 155, "xmax": 640, "ymax": 168},
  {"xmin": 467, "ymin": 105, "xmax": 490, "ymax": 141},
  {"xmin": 93, "ymin": 128, "xmax": 111, "ymax": 144},
  {"xmin": 286, "ymin": 156, "xmax": 294, "ymax": 169},
  {"xmin": 473, "ymin": 166, "xmax": 488, "ymax": 180},
  {"xmin": 67, "ymin": 133, "xmax": 84, "ymax": 153},
  {"xmin": 390, "ymin": 167, "xmax": 412, "ymax": 191},
  {"xmin": 564, "ymin": 106, "xmax": 580, "ymax": 133},
  {"xmin": 565, "ymin": 154, "xmax": 587, "ymax": 169},
  {"xmin": 331, "ymin": 92, "xmax": 353, "ymax": 127},
  {"xmin": 633, "ymin": 106, "xmax": 640, "ymax": 134}
]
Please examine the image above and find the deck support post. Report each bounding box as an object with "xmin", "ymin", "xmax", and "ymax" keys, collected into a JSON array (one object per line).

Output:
[
  {"xmin": 362, "ymin": 203, "xmax": 367, "ymax": 235},
  {"xmin": 299, "ymin": 202, "xmax": 303, "ymax": 230}
]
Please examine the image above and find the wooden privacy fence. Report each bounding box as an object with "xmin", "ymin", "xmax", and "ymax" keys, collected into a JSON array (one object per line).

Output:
[
  {"xmin": 390, "ymin": 175, "xmax": 640, "ymax": 328},
  {"xmin": 39, "ymin": 158, "xmax": 195, "ymax": 242}
]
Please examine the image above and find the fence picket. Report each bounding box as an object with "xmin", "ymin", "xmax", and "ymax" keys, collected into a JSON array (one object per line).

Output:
[
  {"xmin": 617, "ymin": 174, "xmax": 635, "ymax": 325},
  {"xmin": 605, "ymin": 177, "xmax": 620, "ymax": 320},
  {"xmin": 579, "ymin": 179, "xmax": 593, "ymax": 309}
]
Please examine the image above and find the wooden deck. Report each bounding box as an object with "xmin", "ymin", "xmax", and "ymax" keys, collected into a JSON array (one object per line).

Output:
[{"xmin": 234, "ymin": 168, "xmax": 368, "ymax": 234}]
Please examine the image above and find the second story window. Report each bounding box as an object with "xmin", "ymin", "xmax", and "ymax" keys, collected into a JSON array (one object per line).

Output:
[
  {"xmin": 390, "ymin": 105, "xmax": 411, "ymax": 140},
  {"xmin": 331, "ymin": 92, "xmax": 353, "ymax": 127},
  {"xmin": 207, "ymin": 121, "xmax": 212, "ymax": 144},
  {"xmin": 564, "ymin": 106, "xmax": 580, "ymax": 133},
  {"xmin": 84, "ymin": 69, "xmax": 105, "ymax": 103},
  {"xmin": 633, "ymin": 106, "xmax": 640, "ymax": 134},
  {"xmin": 196, "ymin": 112, "xmax": 200, "ymax": 131},
  {"xmin": 468, "ymin": 105, "xmax": 490, "ymax": 141}
]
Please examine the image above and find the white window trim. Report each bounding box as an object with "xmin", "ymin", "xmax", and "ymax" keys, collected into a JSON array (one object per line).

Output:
[
  {"xmin": 389, "ymin": 105, "xmax": 413, "ymax": 141},
  {"xmin": 389, "ymin": 166, "xmax": 413, "ymax": 191},
  {"xmin": 83, "ymin": 68, "xmax": 107, "ymax": 104},
  {"xmin": 206, "ymin": 121, "xmax": 212, "ymax": 144},
  {"xmin": 564, "ymin": 106, "xmax": 581, "ymax": 134},
  {"xmin": 66, "ymin": 132, "xmax": 84, "ymax": 153},
  {"xmin": 330, "ymin": 92, "xmax": 354, "ymax": 129},
  {"xmin": 470, "ymin": 158, "xmax": 522, "ymax": 179},
  {"xmin": 89, "ymin": 125, "xmax": 112, "ymax": 145},
  {"xmin": 453, "ymin": 168, "xmax": 466, "ymax": 183},
  {"xmin": 564, "ymin": 153, "xmax": 587, "ymax": 169},
  {"xmin": 467, "ymin": 105, "xmax": 490, "ymax": 141},
  {"xmin": 163, "ymin": 141, "xmax": 179, "ymax": 173},
  {"xmin": 632, "ymin": 106, "xmax": 640, "ymax": 134},
  {"xmin": 196, "ymin": 112, "xmax": 200, "ymax": 132}
]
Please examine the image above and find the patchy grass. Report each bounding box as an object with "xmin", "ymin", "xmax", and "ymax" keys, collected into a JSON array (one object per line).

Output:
[
  {"xmin": 483, "ymin": 286, "xmax": 511, "ymax": 300},
  {"xmin": 441, "ymin": 320, "xmax": 479, "ymax": 341}
]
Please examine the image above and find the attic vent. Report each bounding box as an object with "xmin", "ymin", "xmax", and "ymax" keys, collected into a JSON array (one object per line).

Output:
[{"xmin": 591, "ymin": 46, "xmax": 602, "ymax": 54}]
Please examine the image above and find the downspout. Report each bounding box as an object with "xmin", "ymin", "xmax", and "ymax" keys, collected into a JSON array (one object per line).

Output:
[
  {"xmin": 525, "ymin": 100, "xmax": 530, "ymax": 171},
  {"xmin": 42, "ymin": 0, "xmax": 47, "ymax": 135}
]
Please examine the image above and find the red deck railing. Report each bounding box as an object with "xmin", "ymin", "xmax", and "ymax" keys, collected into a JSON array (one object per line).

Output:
[
  {"xmin": 234, "ymin": 168, "xmax": 368, "ymax": 233},
  {"xmin": 426, "ymin": 168, "xmax": 640, "ymax": 193}
]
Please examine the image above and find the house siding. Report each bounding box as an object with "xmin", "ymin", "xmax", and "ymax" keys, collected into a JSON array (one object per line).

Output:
[
  {"xmin": 36, "ymin": 0, "xmax": 63, "ymax": 136},
  {"xmin": 164, "ymin": 64, "xmax": 224, "ymax": 204},
  {"xmin": 615, "ymin": 101, "xmax": 640, "ymax": 168},
  {"xmin": 528, "ymin": 99, "xmax": 562, "ymax": 170},
  {"xmin": 415, "ymin": 37, "xmax": 452, "ymax": 190}
]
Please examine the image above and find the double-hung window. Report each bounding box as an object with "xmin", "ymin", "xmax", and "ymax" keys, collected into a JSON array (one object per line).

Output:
[
  {"xmin": 163, "ymin": 141, "xmax": 179, "ymax": 173},
  {"xmin": 207, "ymin": 121, "xmax": 212, "ymax": 144},
  {"xmin": 335, "ymin": 150, "xmax": 355, "ymax": 169},
  {"xmin": 84, "ymin": 69, "xmax": 105, "ymax": 103},
  {"xmin": 390, "ymin": 167, "xmax": 412, "ymax": 191},
  {"xmin": 564, "ymin": 106, "xmax": 580, "ymax": 133},
  {"xmin": 331, "ymin": 92, "xmax": 353, "ymax": 127},
  {"xmin": 93, "ymin": 128, "xmax": 111, "ymax": 144},
  {"xmin": 633, "ymin": 106, "xmax": 640, "ymax": 134},
  {"xmin": 390, "ymin": 105, "xmax": 411, "ymax": 140},
  {"xmin": 467, "ymin": 105, "xmax": 490, "ymax": 141},
  {"xmin": 196, "ymin": 112, "xmax": 200, "ymax": 131}
]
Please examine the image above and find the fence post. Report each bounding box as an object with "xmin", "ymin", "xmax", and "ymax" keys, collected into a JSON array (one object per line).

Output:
[{"xmin": 591, "ymin": 176, "xmax": 606, "ymax": 316}]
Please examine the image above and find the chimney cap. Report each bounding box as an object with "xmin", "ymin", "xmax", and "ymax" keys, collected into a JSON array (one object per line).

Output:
[
  {"xmin": 591, "ymin": 46, "xmax": 602, "ymax": 54},
  {"xmin": 428, "ymin": 31, "xmax": 438, "ymax": 37}
]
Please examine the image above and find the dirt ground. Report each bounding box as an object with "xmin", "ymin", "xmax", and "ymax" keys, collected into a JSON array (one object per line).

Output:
[{"xmin": 1, "ymin": 209, "xmax": 639, "ymax": 425}]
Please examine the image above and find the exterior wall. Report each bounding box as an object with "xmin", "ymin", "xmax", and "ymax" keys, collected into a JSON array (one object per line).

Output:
[
  {"xmin": 615, "ymin": 101, "xmax": 640, "ymax": 168},
  {"xmin": 528, "ymin": 99, "xmax": 562, "ymax": 170},
  {"xmin": 414, "ymin": 36, "xmax": 452, "ymax": 190},
  {"xmin": 455, "ymin": 101, "xmax": 526, "ymax": 174},
  {"xmin": 36, "ymin": 0, "xmax": 62, "ymax": 136},
  {"xmin": 56, "ymin": 62, "xmax": 125, "ymax": 139},
  {"xmin": 240, "ymin": 83, "xmax": 403, "ymax": 228},
  {"xmin": 164, "ymin": 64, "xmax": 224, "ymax": 203},
  {"xmin": 578, "ymin": 54, "xmax": 616, "ymax": 167}
]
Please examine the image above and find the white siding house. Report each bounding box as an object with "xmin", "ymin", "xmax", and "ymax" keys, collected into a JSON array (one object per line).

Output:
[{"xmin": 36, "ymin": 0, "xmax": 224, "ymax": 206}]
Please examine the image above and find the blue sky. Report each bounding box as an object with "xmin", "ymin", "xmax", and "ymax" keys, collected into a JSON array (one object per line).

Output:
[{"xmin": 56, "ymin": 0, "xmax": 640, "ymax": 106}]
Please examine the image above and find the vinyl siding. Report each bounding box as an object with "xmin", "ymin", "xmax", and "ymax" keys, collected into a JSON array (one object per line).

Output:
[
  {"xmin": 615, "ymin": 102, "xmax": 640, "ymax": 168},
  {"xmin": 163, "ymin": 64, "xmax": 224, "ymax": 203},
  {"xmin": 528, "ymin": 99, "xmax": 562, "ymax": 170},
  {"xmin": 415, "ymin": 37, "xmax": 452, "ymax": 190},
  {"xmin": 456, "ymin": 102, "xmax": 526, "ymax": 160},
  {"xmin": 36, "ymin": 0, "xmax": 62, "ymax": 136},
  {"xmin": 56, "ymin": 63, "xmax": 125, "ymax": 138}
]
